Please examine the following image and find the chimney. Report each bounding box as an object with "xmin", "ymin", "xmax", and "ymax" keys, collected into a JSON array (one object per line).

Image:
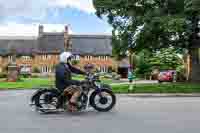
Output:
[
  {"xmin": 64, "ymin": 25, "xmax": 69, "ymax": 34},
  {"xmin": 38, "ymin": 25, "xmax": 44, "ymax": 37},
  {"xmin": 64, "ymin": 25, "xmax": 71, "ymax": 51}
]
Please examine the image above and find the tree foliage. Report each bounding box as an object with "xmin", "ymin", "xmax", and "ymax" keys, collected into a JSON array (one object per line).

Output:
[
  {"xmin": 93, "ymin": 0, "xmax": 200, "ymax": 55},
  {"xmin": 135, "ymin": 48, "xmax": 183, "ymax": 77},
  {"xmin": 149, "ymin": 48, "xmax": 183, "ymax": 70}
]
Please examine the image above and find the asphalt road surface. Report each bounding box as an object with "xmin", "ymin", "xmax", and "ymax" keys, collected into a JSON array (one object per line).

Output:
[{"xmin": 1, "ymin": 90, "xmax": 200, "ymax": 133}]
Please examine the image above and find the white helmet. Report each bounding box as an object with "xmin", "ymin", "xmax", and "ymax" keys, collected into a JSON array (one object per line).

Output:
[{"xmin": 59, "ymin": 52, "xmax": 73, "ymax": 63}]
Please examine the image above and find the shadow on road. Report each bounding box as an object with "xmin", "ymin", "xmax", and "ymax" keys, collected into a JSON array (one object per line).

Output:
[{"xmin": 34, "ymin": 109, "xmax": 118, "ymax": 118}]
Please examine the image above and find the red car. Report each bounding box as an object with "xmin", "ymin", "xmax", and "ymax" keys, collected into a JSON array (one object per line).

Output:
[{"xmin": 158, "ymin": 70, "xmax": 176, "ymax": 83}]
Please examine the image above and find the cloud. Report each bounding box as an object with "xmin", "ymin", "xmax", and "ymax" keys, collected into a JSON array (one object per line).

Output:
[
  {"xmin": 0, "ymin": 0, "xmax": 95, "ymax": 22},
  {"xmin": 48, "ymin": 0, "xmax": 95, "ymax": 13},
  {"xmin": 0, "ymin": 23, "xmax": 73, "ymax": 36},
  {"xmin": 0, "ymin": 0, "xmax": 111, "ymax": 36}
]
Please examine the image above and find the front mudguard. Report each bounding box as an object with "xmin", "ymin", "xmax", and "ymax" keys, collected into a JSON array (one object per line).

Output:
[{"xmin": 30, "ymin": 88, "xmax": 60, "ymax": 106}]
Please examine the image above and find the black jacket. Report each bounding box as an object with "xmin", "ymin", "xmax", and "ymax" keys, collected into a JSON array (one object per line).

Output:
[{"xmin": 55, "ymin": 63, "xmax": 85, "ymax": 91}]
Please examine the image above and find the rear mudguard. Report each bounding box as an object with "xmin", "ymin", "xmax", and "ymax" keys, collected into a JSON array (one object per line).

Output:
[{"xmin": 30, "ymin": 88, "xmax": 60, "ymax": 105}]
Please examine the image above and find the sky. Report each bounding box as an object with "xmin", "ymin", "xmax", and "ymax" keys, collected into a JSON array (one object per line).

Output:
[{"xmin": 0, "ymin": 0, "xmax": 112, "ymax": 36}]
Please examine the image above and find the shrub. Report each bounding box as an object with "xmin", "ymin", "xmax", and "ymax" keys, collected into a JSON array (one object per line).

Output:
[
  {"xmin": 20, "ymin": 74, "xmax": 30, "ymax": 78},
  {"xmin": 32, "ymin": 67, "xmax": 40, "ymax": 73},
  {"xmin": 71, "ymin": 60, "xmax": 80, "ymax": 65},
  {"xmin": 0, "ymin": 73, "xmax": 7, "ymax": 78},
  {"xmin": 108, "ymin": 66, "xmax": 113, "ymax": 73}
]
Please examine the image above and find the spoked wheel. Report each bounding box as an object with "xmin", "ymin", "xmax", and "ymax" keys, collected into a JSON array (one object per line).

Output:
[
  {"xmin": 90, "ymin": 89, "xmax": 116, "ymax": 112},
  {"xmin": 35, "ymin": 91, "xmax": 59, "ymax": 112}
]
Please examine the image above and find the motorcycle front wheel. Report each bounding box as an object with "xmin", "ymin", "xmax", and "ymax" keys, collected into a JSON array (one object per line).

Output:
[{"xmin": 90, "ymin": 89, "xmax": 116, "ymax": 112}]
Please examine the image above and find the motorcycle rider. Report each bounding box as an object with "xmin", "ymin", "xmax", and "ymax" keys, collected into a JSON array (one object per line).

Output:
[{"xmin": 55, "ymin": 52, "xmax": 85, "ymax": 111}]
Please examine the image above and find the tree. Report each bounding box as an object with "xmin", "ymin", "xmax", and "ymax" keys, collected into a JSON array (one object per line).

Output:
[
  {"xmin": 135, "ymin": 50, "xmax": 152, "ymax": 78},
  {"xmin": 93, "ymin": 0, "xmax": 200, "ymax": 55},
  {"xmin": 149, "ymin": 48, "xmax": 183, "ymax": 70},
  {"xmin": 135, "ymin": 48, "xmax": 183, "ymax": 78}
]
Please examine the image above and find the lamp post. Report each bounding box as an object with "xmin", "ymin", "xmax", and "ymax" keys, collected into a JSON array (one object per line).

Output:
[{"xmin": 127, "ymin": 33, "xmax": 136, "ymax": 92}]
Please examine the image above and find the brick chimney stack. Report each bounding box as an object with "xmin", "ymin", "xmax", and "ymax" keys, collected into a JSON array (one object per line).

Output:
[
  {"xmin": 65, "ymin": 26, "xmax": 69, "ymax": 34},
  {"xmin": 64, "ymin": 25, "xmax": 72, "ymax": 51},
  {"xmin": 38, "ymin": 25, "xmax": 44, "ymax": 37}
]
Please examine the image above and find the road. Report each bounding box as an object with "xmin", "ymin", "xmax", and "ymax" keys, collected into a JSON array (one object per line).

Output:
[{"xmin": 0, "ymin": 90, "xmax": 200, "ymax": 133}]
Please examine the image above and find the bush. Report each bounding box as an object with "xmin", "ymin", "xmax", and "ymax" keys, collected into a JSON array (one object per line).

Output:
[
  {"xmin": 20, "ymin": 74, "xmax": 31, "ymax": 78},
  {"xmin": 71, "ymin": 60, "xmax": 80, "ymax": 65},
  {"xmin": 112, "ymin": 72, "xmax": 121, "ymax": 80},
  {"xmin": 108, "ymin": 66, "xmax": 113, "ymax": 73},
  {"xmin": 32, "ymin": 67, "xmax": 40, "ymax": 73},
  {"xmin": 176, "ymin": 65, "xmax": 187, "ymax": 82},
  {"xmin": 0, "ymin": 73, "xmax": 7, "ymax": 78}
]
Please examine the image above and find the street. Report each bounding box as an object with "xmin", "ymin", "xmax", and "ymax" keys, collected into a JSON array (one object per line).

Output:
[{"xmin": 1, "ymin": 90, "xmax": 200, "ymax": 133}]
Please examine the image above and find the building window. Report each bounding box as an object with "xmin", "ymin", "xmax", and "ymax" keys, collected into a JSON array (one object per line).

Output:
[
  {"xmin": 22, "ymin": 56, "xmax": 31, "ymax": 61},
  {"xmin": 85, "ymin": 56, "xmax": 92, "ymax": 60},
  {"xmin": 99, "ymin": 56, "xmax": 108, "ymax": 61},
  {"xmin": 41, "ymin": 66, "xmax": 53, "ymax": 73},
  {"xmin": 42, "ymin": 55, "xmax": 48, "ymax": 60},
  {"xmin": 99, "ymin": 66, "xmax": 108, "ymax": 73},
  {"xmin": 105, "ymin": 56, "xmax": 108, "ymax": 60},
  {"xmin": 72, "ymin": 55, "xmax": 80, "ymax": 60},
  {"xmin": 75, "ymin": 55, "xmax": 80, "ymax": 60},
  {"xmin": 8, "ymin": 56, "xmax": 13, "ymax": 62}
]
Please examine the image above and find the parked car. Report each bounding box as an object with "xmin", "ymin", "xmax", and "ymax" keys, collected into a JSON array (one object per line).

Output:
[
  {"xmin": 20, "ymin": 66, "xmax": 32, "ymax": 78},
  {"xmin": 158, "ymin": 70, "xmax": 176, "ymax": 83}
]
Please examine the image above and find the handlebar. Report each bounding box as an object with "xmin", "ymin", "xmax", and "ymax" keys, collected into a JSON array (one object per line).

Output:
[{"xmin": 85, "ymin": 72, "xmax": 100, "ymax": 82}]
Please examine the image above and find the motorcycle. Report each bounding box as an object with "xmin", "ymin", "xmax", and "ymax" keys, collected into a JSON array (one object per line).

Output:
[{"xmin": 30, "ymin": 72, "xmax": 116, "ymax": 113}]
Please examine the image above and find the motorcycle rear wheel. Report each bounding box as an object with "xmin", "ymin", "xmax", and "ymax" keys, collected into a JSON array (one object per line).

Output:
[{"xmin": 34, "ymin": 89, "xmax": 60, "ymax": 112}]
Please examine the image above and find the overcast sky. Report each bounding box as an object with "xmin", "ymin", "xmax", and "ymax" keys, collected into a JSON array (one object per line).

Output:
[{"xmin": 0, "ymin": 0, "xmax": 112, "ymax": 36}]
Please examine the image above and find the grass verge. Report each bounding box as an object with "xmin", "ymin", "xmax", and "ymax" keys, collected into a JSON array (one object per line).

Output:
[{"xmin": 1, "ymin": 78, "xmax": 200, "ymax": 93}]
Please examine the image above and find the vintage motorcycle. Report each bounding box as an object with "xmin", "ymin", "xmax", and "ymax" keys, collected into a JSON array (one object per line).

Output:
[{"xmin": 30, "ymin": 71, "xmax": 116, "ymax": 113}]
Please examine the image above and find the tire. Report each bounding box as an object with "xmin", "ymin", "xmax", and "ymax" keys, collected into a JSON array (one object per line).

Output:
[
  {"xmin": 34, "ymin": 89, "xmax": 60, "ymax": 109},
  {"xmin": 90, "ymin": 89, "xmax": 116, "ymax": 112}
]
